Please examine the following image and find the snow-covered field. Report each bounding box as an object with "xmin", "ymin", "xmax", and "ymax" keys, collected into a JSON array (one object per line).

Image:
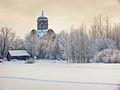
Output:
[{"xmin": 0, "ymin": 60, "xmax": 120, "ymax": 90}]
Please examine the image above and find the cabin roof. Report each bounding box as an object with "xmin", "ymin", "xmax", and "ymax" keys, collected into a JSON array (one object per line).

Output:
[{"xmin": 8, "ymin": 50, "xmax": 30, "ymax": 56}]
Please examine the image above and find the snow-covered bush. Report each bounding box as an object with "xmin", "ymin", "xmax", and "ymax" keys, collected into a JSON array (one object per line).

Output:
[
  {"xmin": 2, "ymin": 58, "xmax": 7, "ymax": 62},
  {"xmin": 88, "ymin": 37, "xmax": 117, "ymax": 59},
  {"xmin": 91, "ymin": 49, "xmax": 120, "ymax": 63},
  {"xmin": 26, "ymin": 58, "xmax": 35, "ymax": 64},
  {"xmin": 11, "ymin": 59, "xmax": 19, "ymax": 62}
]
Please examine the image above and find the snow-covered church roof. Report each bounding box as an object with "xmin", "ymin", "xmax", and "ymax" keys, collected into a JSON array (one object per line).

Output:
[
  {"xmin": 37, "ymin": 29, "xmax": 48, "ymax": 37},
  {"xmin": 8, "ymin": 50, "xmax": 30, "ymax": 56}
]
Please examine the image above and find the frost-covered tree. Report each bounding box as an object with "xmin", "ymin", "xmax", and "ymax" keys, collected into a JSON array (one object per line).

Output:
[
  {"xmin": 11, "ymin": 37, "xmax": 24, "ymax": 50},
  {"xmin": 24, "ymin": 32, "xmax": 40, "ymax": 58},
  {"xmin": 55, "ymin": 31, "xmax": 69, "ymax": 60},
  {"xmin": 24, "ymin": 32, "xmax": 56, "ymax": 59},
  {"xmin": 68, "ymin": 25, "xmax": 89, "ymax": 63},
  {"xmin": 111, "ymin": 24, "xmax": 120, "ymax": 50},
  {"xmin": 44, "ymin": 40, "xmax": 56, "ymax": 59},
  {"xmin": 88, "ymin": 15, "xmax": 117, "ymax": 59},
  {"xmin": 0, "ymin": 27, "xmax": 15, "ymax": 58},
  {"xmin": 55, "ymin": 25, "xmax": 89, "ymax": 63},
  {"xmin": 37, "ymin": 39, "xmax": 46, "ymax": 58}
]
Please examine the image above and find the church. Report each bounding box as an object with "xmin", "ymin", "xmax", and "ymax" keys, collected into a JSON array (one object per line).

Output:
[{"xmin": 31, "ymin": 11, "xmax": 56, "ymax": 41}]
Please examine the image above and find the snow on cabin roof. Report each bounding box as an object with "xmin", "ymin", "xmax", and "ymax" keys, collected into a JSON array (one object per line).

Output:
[
  {"xmin": 37, "ymin": 29, "xmax": 48, "ymax": 37},
  {"xmin": 9, "ymin": 50, "xmax": 30, "ymax": 56}
]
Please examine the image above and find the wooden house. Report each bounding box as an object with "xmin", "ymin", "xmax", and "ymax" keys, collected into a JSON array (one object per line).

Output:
[{"xmin": 7, "ymin": 50, "xmax": 30, "ymax": 61}]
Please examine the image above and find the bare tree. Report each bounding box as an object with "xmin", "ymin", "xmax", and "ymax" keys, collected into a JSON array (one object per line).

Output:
[{"xmin": 0, "ymin": 27, "xmax": 15, "ymax": 58}]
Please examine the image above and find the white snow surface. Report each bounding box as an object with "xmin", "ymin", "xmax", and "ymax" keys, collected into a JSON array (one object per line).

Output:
[
  {"xmin": 8, "ymin": 50, "xmax": 30, "ymax": 56},
  {"xmin": 37, "ymin": 29, "xmax": 48, "ymax": 37},
  {"xmin": 0, "ymin": 60, "xmax": 120, "ymax": 90}
]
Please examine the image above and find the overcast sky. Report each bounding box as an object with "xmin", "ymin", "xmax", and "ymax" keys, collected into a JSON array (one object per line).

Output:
[{"xmin": 0, "ymin": 0, "xmax": 120, "ymax": 38}]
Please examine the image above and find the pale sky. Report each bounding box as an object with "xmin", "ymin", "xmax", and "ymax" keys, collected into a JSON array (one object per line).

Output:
[{"xmin": 0, "ymin": 0, "xmax": 120, "ymax": 38}]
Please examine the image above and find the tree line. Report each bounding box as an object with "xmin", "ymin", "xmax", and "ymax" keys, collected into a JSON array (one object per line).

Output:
[{"xmin": 0, "ymin": 15, "xmax": 120, "ymax": 63}]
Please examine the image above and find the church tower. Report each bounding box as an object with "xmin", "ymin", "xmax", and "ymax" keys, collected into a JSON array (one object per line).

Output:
[
  {"xmin": 34, "ymin": 10, "xmax": 56, "ymax": 39},
  {"xmin": 37, "ymin": 10, "xmax": 48, "ymax": 30}
]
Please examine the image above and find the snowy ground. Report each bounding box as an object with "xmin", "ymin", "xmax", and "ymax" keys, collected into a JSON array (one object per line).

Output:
[{"xmin": 0, "ymin": 60, "xmax": 120, "ymax": 90}]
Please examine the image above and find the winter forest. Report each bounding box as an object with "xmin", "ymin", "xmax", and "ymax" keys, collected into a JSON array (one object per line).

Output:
[{"xmin": 1, "ymin": 15, "xmax": 120, "ymax": 63}]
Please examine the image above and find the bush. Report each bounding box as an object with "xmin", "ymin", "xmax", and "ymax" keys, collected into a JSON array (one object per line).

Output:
[
  {"xmin": 91, "ymin": 49, "xmax": 120, "ymax": 63},
  {"xmin": 26, "ymin": 58, "xmax": 35, "ymax": 64}
]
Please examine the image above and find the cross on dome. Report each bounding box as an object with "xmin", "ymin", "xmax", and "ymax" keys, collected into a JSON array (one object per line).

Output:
[
  {"xmin": 38, "ymin": 10, "xmax": 48, "ymax": 20},
  {"xmin": 42, "ymin": 10, "xmax": 44, "ymax": 15}
]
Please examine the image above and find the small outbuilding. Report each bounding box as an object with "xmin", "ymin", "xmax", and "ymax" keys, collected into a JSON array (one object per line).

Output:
[{"xmin": 7, "ymin": 50, "xmax": 30, "ymax": 61}]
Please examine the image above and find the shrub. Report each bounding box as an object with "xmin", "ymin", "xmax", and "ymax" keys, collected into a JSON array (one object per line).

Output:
[
  {"xmin": 91, "ymin": 49, "xmax": 120, "ymax": 63},
  {"xmin": 26, "ymin": 58, "xmax": 35, "ymax": 64}
]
